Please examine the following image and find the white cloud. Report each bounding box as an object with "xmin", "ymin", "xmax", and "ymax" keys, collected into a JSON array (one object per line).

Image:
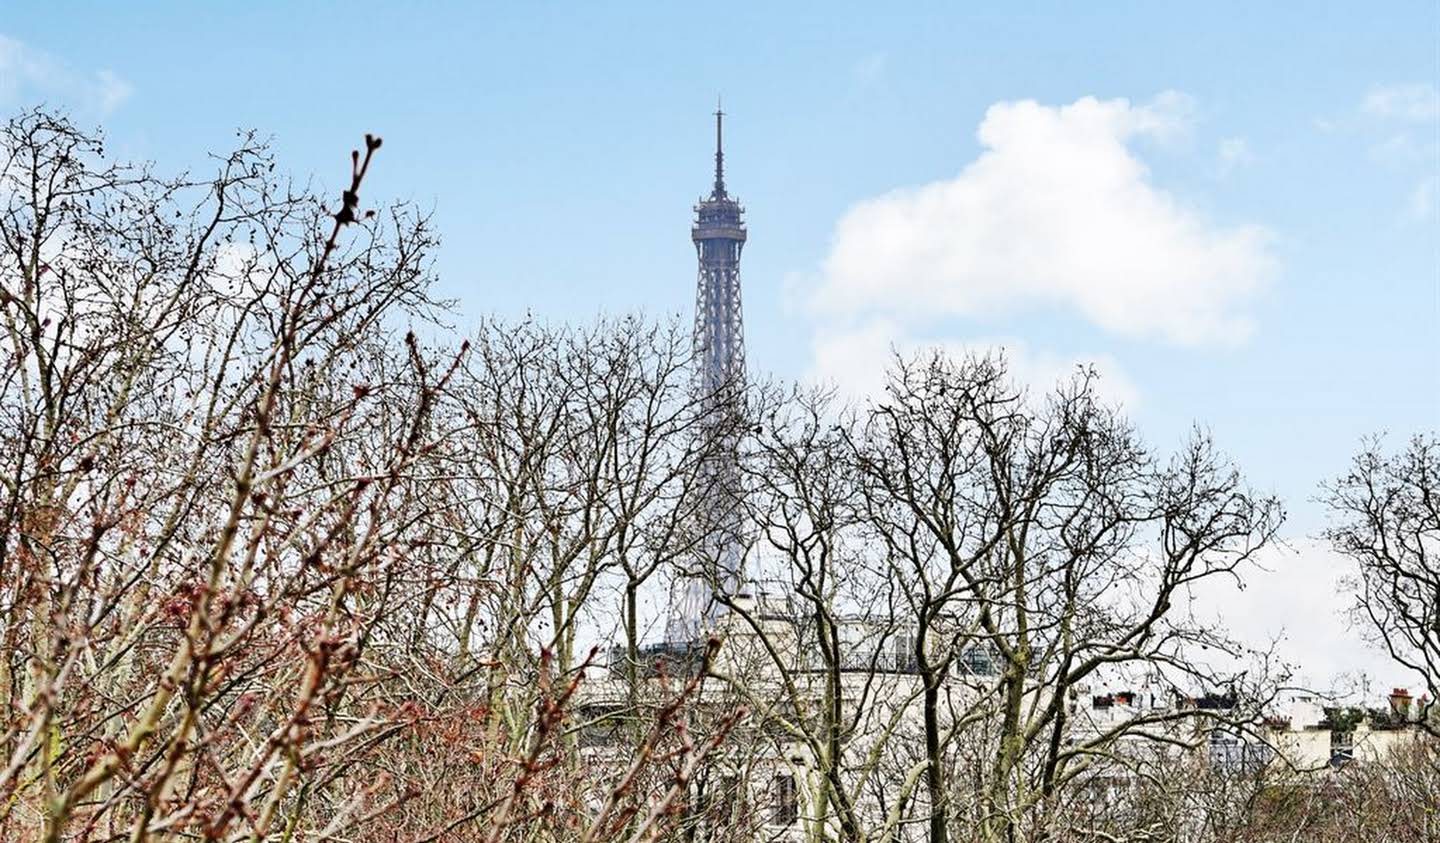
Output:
[
  {"xmin": 1217, "ymin": 136, "xmax": 1254, "ymax": 174},
  {"xmin": 1353, "ymin": 84, "xmax": 1440, "ymax": 220},
  {"xmin": 810, "ymin": 93, "xmax": 1275, "ymax": 346},
  {"xmin": 1357, "ymin": 84, "xmax": 1439, "ymax": 167},
  {"xmin": 808, "ymin": 318, "xmax": 1139, "ymax": 409},
  {"xmin": 0, "ymin": 33, "xmax": 132, "ymax": 115},
  {"xmin": 1361, "ymin": 83, "xmax": 1440, "ymax": 122}
]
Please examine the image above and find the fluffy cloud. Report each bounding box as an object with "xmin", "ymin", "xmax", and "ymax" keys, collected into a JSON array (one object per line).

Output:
[
  {"xmin": 811, "ymin": 93, "xmax": 1275, "ymax": 346},
  {"xmin": 0, "ymin": 33, "xmax": 132, "ymax": 115}
]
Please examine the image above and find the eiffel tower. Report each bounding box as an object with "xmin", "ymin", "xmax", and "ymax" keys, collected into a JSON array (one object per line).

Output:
[{"xmin": 666, "ymin": 106, "xmax": 748, "ymax": 643}]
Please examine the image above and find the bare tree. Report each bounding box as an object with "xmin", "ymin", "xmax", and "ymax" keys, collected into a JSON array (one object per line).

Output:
[
  {"xmin": 0, "ymin": 109, "xmax": 739, "ymax": 843},
  {"xmin": 1324, "ymin": 434, "xmax": 1440, "ymax": 735},
  {"xmin": 846, "ymin": 352, "xmax": 1282, "ymax": 843},
  {"xmin": 696, "ymin": 354, "xmax": 1284, "ymax": 843},
  {"xmin": 0, "ymin": 106, "xmax": 457, "ymax": 840}
]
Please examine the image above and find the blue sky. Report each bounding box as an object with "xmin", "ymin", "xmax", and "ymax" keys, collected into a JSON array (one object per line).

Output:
[{"xmin": 3, "ymin": 2, "xmax": 1437, "ymax": 685}]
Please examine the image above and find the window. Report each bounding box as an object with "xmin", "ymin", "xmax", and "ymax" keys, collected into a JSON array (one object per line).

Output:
[
  {"xmin": 957, "ymin": 644, "xmax": 996, "ymax": 676},
  {"xmin": 1208, "ymin": 728, "xmax": 1241, "ymax": 770},
  {"xmin": 891, "ymin": 631, "xmax": 911, "ymax": 672},
  {"xmin": 771, "ymin": 773, "xmax": 798, "ymax": 825},
  {"xmin": 1329, "ymin": 729, "xmax": 1354, "ymax": 767}
]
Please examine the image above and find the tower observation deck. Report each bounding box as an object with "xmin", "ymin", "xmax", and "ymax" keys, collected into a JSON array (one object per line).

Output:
[{"xmin": 666, "ymin": 107, "xmax": 749, "ymax": 644}]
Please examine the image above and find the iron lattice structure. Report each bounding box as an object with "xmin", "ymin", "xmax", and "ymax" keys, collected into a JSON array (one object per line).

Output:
[{"xmin": 667, "ymin": 108, "xmax": 748, "ymax": 643}]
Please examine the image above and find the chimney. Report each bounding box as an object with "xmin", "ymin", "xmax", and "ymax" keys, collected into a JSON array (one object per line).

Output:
[{"xmin": 1389, "ymin": 688, "xmax": 1413, "ymax": 719}]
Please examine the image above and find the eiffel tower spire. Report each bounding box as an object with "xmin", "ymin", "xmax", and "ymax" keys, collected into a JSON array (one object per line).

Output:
[{"xmin": 712, "ymin": 100, "xmax": 726, "ymax": 199}]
